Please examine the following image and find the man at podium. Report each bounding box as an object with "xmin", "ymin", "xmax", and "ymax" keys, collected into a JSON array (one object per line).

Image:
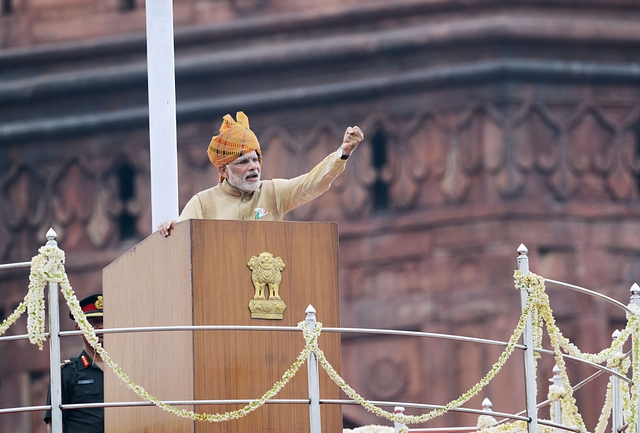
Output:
[{"xmin": 158, "ymin": 111, "xmax": 363, "ymax": 236}]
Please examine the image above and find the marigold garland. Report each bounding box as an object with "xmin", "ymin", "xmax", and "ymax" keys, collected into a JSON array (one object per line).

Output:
[{"xmin": 4, "ymin": 245, "xmax": 640, "ymax": 432}]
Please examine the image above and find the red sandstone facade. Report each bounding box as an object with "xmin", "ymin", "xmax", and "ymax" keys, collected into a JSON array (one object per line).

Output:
[{"xmin": 1, "ymin": 1, "xmax": 640, "ymax": 431}]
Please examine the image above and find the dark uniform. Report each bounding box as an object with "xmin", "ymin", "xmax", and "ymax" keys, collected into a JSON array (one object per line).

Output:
[
  {"xmin": 45, "ymin": 294, "xmax": 105, "ymax": 433},
  {"xmin": 45, "ymin": 350, "xmax": 104, "ymax": 433}
]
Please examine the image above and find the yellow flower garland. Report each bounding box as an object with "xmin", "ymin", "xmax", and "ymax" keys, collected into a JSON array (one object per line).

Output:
[{"xmin": 3, "ymin": 245, "xmax": 640, "ymax": 432}]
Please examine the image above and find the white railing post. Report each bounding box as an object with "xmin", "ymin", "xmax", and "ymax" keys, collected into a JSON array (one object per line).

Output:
[
  {"xmin": 629, "ymin": 284, "xmax": 640, "ymax": 433},
  {"xmin": 611, "ymin": 329, "xmax": 623, "ymax": 433},
  {"xmin": 517, "ymin": 244, "xmax": 539, "ymax": 433},
  {"xmin": 477, "ymin": 398, "xmax": 498, "ymax": 429},
  {"xmin": 306, "ymin": 305, "xmax": 322, "ymax": 433},
  {"xmin": 549, "ymin": 364, "xmax": 563, "ymax": 433},
  {"xmin": 394, "ymin": 406, "xmax": 407, "ymax": 433},
  {"xmin": 46, "ymin": 228, "xmax": 63, "ymax": 433}
]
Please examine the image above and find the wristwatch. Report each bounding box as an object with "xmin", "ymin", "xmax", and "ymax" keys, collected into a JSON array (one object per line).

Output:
[{"xmin": 337, "ymin": 147, "xmax": 350, "ymax": 160}]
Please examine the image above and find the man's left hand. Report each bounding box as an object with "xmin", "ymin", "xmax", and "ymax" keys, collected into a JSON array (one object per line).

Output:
[{"xmin": 341, "ymin": 126, "xmax": 364, "ymax": 156}]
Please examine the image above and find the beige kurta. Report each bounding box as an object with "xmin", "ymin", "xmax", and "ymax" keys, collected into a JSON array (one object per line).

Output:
[{"xmin": 178, "ymin": 151, "xmax": 347, "ymax": 221}]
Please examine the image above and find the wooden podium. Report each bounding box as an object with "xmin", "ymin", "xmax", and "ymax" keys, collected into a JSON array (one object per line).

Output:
[{"xmin": 103, "ymin": 220, "xmax": 343, "ymax": 433}]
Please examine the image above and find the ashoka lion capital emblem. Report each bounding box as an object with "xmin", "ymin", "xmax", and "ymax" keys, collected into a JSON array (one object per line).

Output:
[{"xmin": 247, "ymin": 252, "xmax": 286, "ymax": 319}]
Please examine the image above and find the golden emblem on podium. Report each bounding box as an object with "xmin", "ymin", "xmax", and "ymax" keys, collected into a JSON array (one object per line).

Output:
[{"xmin": 247, "ymin": 252, "xmax": 286, "ymax": 319}]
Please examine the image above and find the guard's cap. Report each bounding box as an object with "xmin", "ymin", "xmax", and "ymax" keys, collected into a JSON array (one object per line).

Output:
[{"xmin": 69, "ymin": 294, "xmax": 103, "ymax": 319}]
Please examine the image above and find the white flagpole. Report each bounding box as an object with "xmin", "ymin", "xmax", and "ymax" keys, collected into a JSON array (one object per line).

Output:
[{"xmin": 145, "ymin": 0, "xmax": 179, "ymax": 229}]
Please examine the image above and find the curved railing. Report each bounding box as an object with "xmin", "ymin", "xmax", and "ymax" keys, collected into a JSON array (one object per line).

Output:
[{"xmin": 1, "ymin": 231, "xmax": 638, "ymax": 433}]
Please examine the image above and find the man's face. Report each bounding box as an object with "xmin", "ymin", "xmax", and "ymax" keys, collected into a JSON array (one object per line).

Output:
[
  {"xmin": 87, "ymin": 316, "xmax": 104, "ymax": 346},
  {"xmin": 222, "ymin": 150, "xmax": 261, "ymax": 192}
]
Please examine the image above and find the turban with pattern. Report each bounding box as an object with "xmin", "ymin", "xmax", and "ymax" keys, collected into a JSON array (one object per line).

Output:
[{"xmin": 208, "ymin": 112, "xmax": 262, "ymax": 182}]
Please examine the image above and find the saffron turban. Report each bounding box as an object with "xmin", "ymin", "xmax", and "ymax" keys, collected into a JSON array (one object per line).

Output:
[{"xmin": 208, "ymin": 111, "xmax": 262, "ymax": 172}]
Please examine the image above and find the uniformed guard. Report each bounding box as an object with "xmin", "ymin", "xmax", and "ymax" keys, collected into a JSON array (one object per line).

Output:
[{"xmin": 44, "ymin": 294, "xmax": 105, "ymax": 433}]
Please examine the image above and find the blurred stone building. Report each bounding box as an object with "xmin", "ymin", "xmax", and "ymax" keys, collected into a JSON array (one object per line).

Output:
[{"xmin": 1, "ymin": 0, "xmax": 640, "ymax": 432}]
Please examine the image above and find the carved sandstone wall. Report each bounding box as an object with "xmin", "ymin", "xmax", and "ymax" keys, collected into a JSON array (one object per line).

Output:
[{"xmin": 1, "ymin": 1, "xmax": 639, "ymax": 431}]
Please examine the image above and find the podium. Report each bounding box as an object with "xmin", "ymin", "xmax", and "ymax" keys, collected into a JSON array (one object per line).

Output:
[{"xmin": 103, "ymin": 220, "xmax": 343, "ymax": 433}]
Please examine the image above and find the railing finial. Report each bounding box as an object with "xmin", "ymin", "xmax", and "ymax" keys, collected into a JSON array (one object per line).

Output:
[
  {"xmin": 630, "ymin": 283, "xmax": 640, "ymax": 305},
  {"xmin": 517, "ymin": 243, "xmax": 528, "ymax": 255},
  {"xmin": 481, "ymin": 398, "xmax": 492, "ymax": 411},
  {"xmin": 550, "ymin": 364, "xmax": 562, "ymax": 384},
  {"xmin": 46, "ymin": 228, "xmax": 58, "ymax": 247},
  {"xmin": 477, "ymin": 399, "xmax": 497, "ymax": 429},
  {"xmin": 305, "ymin": 305, "xmax": 317, "ymax": 330},
  {"xmin": 517, "ymin": 244, "xmax": 529, "ymax": 275},
  {"xmin": 394, "ymin": 407, "xmax": 406, "ymax": 433}
]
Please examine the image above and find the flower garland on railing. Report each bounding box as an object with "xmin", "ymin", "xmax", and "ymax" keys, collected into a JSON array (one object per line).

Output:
[
  {"xmin": 593, "ymin": 379, "xmax": 613, "ymax": 433},
  {"xmin": 4, "ymin": 243, "xmax": 533, "ymax": 426},
  {"xmin": 84, "ymin": 302, "xmax": 314, "ymax": 420},
  {"xmin": 591, "ymin": 353, "xmax": 630, "ymax": 433},
  {"xmin": 515, "ymin": 271, "xmax": 587, "ymax": 433},
  {"xmin": 4, "ymin": 244, "xmax": 640, "ymax": 432},
  {"xmin": 477, "ymin": 414, "xmax": 498, "ymax": 429},
  {"xmin": 308, "ymin": 297, "xmax": 535, "ymax": 425},
  {"xmin": 514, "ymin": 270, "xmax": 640, "ymax": 433},
  {"xmin": 2, "ymin": 243, "xmax": 320, "ymax": 422},
  {"xmin": 475, "ymin": 420, "xmax": 558, "ymax": 433},
  {"xmin": 0, "ymin": 245, "xmax": 68, "ymax": 347},
  {"xmin": 620, "ymin": 357, "xmax": 634, "ymax": 425},
  {"xmin": 628, "ymin": 334, "xmax": 640, "ymax": 428},
  {"xmin": 86, "ymin": 317, "xmax": 315, "ymax": 422},
  {"xmin": 515, "ymin": 272, "xmax": 630, "ymax": 362},
  {"xmin": 64, "ymin": 283, "xmax": 320, "ymax": 421},
  {"xmin": 344, "ymin": 426, "xmax": 397, "ymax": 433},
  {"xmin": 0, "ymin": 300, "xmax": 26, "ymax": 336}
]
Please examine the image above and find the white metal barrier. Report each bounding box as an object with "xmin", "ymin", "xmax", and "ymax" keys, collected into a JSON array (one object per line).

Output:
[{"xmin": 0, "ymin": 231, "xmax": 638, "ymax": 433}]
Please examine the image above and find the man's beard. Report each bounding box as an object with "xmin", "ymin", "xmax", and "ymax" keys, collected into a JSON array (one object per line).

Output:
[{"xmin": 227, "ymin": 169, "xmax": 261, "ymax": 192}]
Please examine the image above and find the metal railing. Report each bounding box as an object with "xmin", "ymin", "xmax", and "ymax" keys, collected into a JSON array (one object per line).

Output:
[{"xmin": 0, "ymin": 232, "xmax": 637, "ymax": 433}]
